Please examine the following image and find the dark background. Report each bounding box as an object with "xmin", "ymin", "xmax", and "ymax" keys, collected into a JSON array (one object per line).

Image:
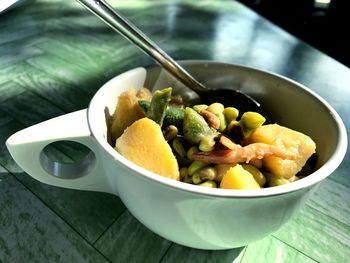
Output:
[{"xmin": 237, "ymin": 0, "xmax": 350, "ymax": 67}]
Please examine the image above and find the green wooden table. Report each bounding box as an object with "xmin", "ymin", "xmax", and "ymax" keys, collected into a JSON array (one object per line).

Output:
[{"xmin": 1, "ymin": 0, "xmax": 349, "ymax": 262}]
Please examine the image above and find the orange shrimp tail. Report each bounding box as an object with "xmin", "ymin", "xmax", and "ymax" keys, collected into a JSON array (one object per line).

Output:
[
  {"xmin": 192, "ymin": 143, "xmax": 295, "ymax": 164},
  {"xmin": 192, "ymin": 150, "xmax": 235, "ymax": 164}
]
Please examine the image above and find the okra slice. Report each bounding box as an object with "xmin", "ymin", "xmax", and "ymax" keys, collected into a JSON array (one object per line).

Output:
[
  {"xmin": 144, "ymin": 87, "xmax": 172, "ymax": 127},
  {"xmin": 183, "ymin": 107, "xmax": 215, "ymax": 145},
  {"xmin": 139, "ymin": 98, "xmax": 184, "ymax": 128}
]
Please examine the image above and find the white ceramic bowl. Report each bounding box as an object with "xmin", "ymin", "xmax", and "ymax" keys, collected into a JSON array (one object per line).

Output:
[{"xmin": 6, "ymin": 61, "xmax": 347, "ymax": 249}]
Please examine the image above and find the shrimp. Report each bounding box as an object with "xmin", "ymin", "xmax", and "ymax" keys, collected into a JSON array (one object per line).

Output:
[
  {"xmin": 192, "ymin": 143, "xmax": 295, "ymax": 164},
  {"xmin": 217, "ymin": 135, "xmax": 241, "ymax": 150}
]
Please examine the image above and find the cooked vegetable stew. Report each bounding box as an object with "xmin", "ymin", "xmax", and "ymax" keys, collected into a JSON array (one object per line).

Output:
[{"xmin": 110, "ymin": 87, "xmax": 316, "ymax": 189}]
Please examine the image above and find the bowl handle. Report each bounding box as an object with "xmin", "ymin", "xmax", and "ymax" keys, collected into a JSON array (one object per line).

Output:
[{"xmin": 6, "ymin": 109, "xmax": 114, "ymax": 194}]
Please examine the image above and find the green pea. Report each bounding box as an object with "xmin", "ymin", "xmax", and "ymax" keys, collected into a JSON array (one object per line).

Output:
[
  {"xmin": 240, "ymin": 111, "xmax": 266, "ymax": 130},
  {"xmin": 199, "ymin": 135, "xmax": 216, "ymax": 152},
  {"xmin": 266, "ymin": 173, "xmax": 289, "ymax": 187},
  {"xmin": 179, "ymin": 167, "xmax": 188, "ymax": 180},
  {"xmin": 192, "ymin": 174, "xmax": 202, "ymax": 184},
  {"xmin": 193, "ymin": 167, "xmax": 217, "ymax": 181},
  {"xmin": 207, "ymin": 103, "xmax": 224, "ymax": 115},
  {"xmin": 193, "ymin": 104, "xmax": 208, "ymax": 113},
  {"xmin": 217, "ymin": 113, "xmax": 227, "ymax": 132},
  {"xmin": 223, "ymin": 107, "xmax": 239, "ymax": 123},
  {"xmin": 187, "ymin": 146, "xmax": 199, "ymax": 160},
  {"xmin": 163, "ymin": 125, "xmax": 178, "ymax": 141},
  {"xmin": 182, "ymin": 175, "xmax": 193, "ymax": 184},
  {"xmin": 172, "ymin": 138, "xmax": 186, "ymax": 157},
  {"xmin": 188, "ymin": 161, "xmax": 208, "ymax": 176},
  {"xmin": 198, "ymin": 181, "xmax": 217, "ymax": 188},
  {"xmin": 207, "ymin": 103, "xmax": 226, "ymax": 132}
]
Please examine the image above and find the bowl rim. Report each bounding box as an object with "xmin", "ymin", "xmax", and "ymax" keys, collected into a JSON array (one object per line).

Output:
[{"xmin": 88, "ymin": 60, "xmax": 348, "ymax": 198}]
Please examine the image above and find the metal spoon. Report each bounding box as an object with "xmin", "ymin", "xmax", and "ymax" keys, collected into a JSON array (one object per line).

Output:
[{"xmin": 76, "ymin": 0, "xmax": 261, "ymax": 113}]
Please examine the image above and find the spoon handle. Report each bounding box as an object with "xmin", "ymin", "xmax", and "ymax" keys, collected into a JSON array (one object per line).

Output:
[{"xmin": 76, "ymin": 0, "xmax": 207, "ymax": 93}]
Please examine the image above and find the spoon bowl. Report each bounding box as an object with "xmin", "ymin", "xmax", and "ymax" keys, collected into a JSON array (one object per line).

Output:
[{"xmin": 76, "ymin": 0, "xmax": 262, "ymax": 113}]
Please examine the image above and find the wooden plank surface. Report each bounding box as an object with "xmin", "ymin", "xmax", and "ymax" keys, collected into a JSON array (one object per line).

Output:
[{"xmin": 1, "ymin": 0, "xmax": 349, "ymax": 262}]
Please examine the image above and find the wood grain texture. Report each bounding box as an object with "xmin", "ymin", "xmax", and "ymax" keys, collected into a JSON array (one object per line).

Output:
[
  {"xmin": 242, "ymin": 236, "xmax": 318, "ymax": 263},
  {"xmin": 95, "ymin": 210, "xmax": 172, "ymax": 263},
  {"xmin": 0, "ymin": 0, "xmax": 349, "ymax": 262},
  {"xmin": 0, "ymin": 167, "xmax": 109, "ymax": 262},
  {"xmin": 160, "ymin": 244, "xmax": 245, "ymax": 263},
  {"xmin": 274, "ymin": 205, "xmax": 350, "ymax": 262}
]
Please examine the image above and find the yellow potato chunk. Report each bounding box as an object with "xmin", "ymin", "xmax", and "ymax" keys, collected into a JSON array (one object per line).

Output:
[
  {"xmin": 110, "ymin": 88, "xmax": 152, "ymax": 143},
  {"xmin": 247, "ymin": 124, "xmax": 316, "ymax": 179},
  {"xmin": 115, "ymin": 117, "xmax": 180, "ymax": 180},
  {"xmin": 220, "ymin": 164, "xmax": 261, "ymax": 190}
]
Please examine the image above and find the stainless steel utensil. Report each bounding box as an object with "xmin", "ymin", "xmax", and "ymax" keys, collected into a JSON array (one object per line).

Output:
[{"xmin": 76, "ymin": 0, "xmax": 261, "ymax": 112}]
